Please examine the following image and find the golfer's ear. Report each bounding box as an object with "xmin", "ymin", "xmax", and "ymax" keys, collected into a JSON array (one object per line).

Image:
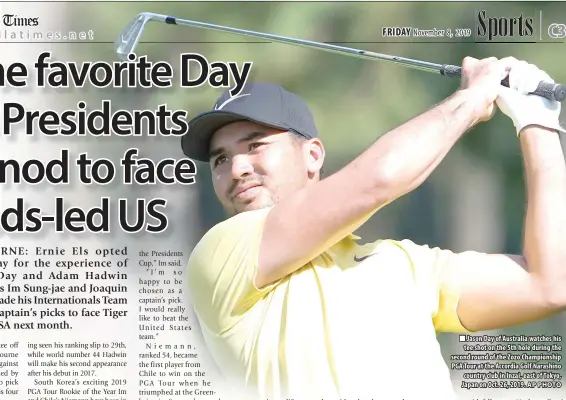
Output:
[{"xmin": 306, "ymin": 138, "xmax": 324, "ymax": 175}]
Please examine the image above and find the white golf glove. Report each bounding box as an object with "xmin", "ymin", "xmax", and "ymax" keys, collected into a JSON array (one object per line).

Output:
[{"xmin": 496, "ymin": 61, "xmax": 565, "ymax": 136}]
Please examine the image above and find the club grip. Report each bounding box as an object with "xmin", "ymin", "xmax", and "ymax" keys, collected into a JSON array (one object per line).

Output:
[{"xmin": 440, "ymin": 64, "xmax": 566, "ymax": 102}]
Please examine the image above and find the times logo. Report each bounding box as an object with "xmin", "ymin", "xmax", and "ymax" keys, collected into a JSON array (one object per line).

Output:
[
  {"xmin": 476, "ymin": 9, "xmax": 533, "ymax": 41},
  {"xmin": 2, "ymin": 14, "xmax": 39, "ymax": 27}
]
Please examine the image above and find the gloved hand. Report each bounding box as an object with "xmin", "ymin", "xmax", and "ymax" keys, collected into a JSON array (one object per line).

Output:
[{"xmin": 495, "ymin": 61, "xmax": 565, "ymax": 136}]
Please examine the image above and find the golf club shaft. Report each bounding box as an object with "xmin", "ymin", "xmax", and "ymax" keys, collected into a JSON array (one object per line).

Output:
[
  {"xmin": 163, "ymin": 15, "xmax": 446, "ymax": 75},
  {"xmin": 145, "ymin": 13, "xmax": 566, "ymax": 102}
]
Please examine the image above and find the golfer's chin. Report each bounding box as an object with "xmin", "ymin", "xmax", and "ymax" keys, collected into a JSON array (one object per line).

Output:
[{"xmin": 231, "ymin": 190, "xmax": 274, "ymax": 214}]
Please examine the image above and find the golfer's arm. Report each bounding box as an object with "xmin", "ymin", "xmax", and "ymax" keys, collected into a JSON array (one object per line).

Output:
[
  {"xmin": 456, "ymin": 126, "xmax": 566, "ymax": 332},
  {"xmin": 520, "ymin": 127, "xmax": 566, "ymax": 307},
  {"xmin": 256, "ymin": 88, "xmax": 485, "ymax": 288}
]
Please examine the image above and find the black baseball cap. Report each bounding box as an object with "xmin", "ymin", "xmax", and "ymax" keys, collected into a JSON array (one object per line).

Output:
[{"xmin": 181, "ymin": 82, "xmax": 319, "ymax": 162}]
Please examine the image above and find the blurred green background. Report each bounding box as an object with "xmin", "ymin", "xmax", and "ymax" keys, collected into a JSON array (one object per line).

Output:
[{"xmin": 63, "ymin": 1, "xmax": 565, "ymax": 395}]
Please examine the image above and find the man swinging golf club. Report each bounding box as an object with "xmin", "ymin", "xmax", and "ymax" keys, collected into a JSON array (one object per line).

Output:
[{"xmin": 184, "ymin": 56, "xmax": 566, "ymax": 399}]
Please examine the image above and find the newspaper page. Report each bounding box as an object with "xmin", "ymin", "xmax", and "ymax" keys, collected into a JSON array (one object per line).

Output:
[{"xmin": 0, "ymin": 2, "xmax": 564, "ymax": 400}]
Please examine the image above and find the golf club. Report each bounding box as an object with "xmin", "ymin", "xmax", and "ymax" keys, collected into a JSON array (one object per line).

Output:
[{"xmin": 115, "ymin": 12, "xmax": 566, "ymax": 102}]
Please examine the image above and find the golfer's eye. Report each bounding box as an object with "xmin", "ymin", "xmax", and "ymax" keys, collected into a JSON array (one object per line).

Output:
[
  {"xmin": 249, "ymin": 142, "xmax": 263, "ymax": 151},
  {"xmin": 214, "ymin": 155, "xmax": 228, "ymax": 167}
]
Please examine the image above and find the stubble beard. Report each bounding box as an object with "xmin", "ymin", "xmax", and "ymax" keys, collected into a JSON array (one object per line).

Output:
[{"xmin": 229, "ymin": 191, "xmax": 276, "ymax": 216}]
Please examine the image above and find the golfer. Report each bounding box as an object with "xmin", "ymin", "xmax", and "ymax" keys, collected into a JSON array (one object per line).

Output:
[{"xmin": 184, "ymin": 56, "xmax": 566, "ymax": 399}]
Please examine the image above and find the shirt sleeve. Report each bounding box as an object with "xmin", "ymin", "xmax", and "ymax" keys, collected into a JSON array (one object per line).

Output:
[
  {"xmin": 394, "ymin": 239, "xmax": 476, "ymax": 334},
  {"xmin": 186, "ymin": 207, "xmax": 279, "ymax": 334}
]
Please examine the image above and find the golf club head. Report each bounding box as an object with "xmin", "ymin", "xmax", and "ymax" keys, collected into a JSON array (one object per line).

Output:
[{"xmin": 115, "ymin": 12, "xmax": 153, "ymax": 60}]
